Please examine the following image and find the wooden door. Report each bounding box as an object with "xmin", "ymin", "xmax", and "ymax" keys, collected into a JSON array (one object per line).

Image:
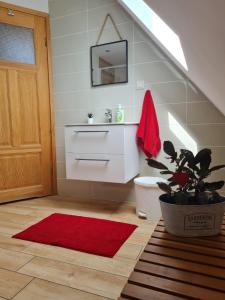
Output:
[{"xmin": 0, "ymin": 3, "xmax": 56, "ymax": 203}]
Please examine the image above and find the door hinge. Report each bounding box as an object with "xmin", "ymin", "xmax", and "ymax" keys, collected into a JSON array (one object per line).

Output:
[{"xmin": 45, "ymin": 37, "xmax": 48, "ymax": 47}]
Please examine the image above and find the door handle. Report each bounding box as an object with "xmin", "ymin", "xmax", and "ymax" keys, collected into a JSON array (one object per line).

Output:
[
  {"xmin": 73, "ymin": 130, "xmax": 109, "ymax": 133},
  {"xmin": 75, "ymin": 158, "xmax": 110, "ymax": 162}
]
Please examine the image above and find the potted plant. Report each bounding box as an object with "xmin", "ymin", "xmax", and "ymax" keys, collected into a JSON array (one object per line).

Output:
[
  {"xmin": 147, "ymin": 141, "xmax": 225, "ymax": 237},
  {"xmin": 87, "ymin": 113, "xmax": 94, "ymax": 124}
]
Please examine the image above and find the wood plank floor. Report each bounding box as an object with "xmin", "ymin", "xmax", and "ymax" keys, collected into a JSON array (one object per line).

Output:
[{"xmin": 0, "ymin": 196, "xmax": 156, "ymax": 299}]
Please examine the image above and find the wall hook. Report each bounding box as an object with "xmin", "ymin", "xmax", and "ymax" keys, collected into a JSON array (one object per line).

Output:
[{"xmin": 8, "ymin": 9, "xmax": 14, "ymax": 16}]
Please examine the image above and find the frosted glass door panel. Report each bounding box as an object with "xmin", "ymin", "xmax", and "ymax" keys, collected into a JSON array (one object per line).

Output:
[{"xmin": 0, "ymin": 22, "xmax": 35, "ymax": 64}]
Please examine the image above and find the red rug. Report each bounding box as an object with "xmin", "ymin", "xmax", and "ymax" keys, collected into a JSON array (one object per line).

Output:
[{"xmin": 12, "ymin": 213, "xmax": 137, "ymax": 257}]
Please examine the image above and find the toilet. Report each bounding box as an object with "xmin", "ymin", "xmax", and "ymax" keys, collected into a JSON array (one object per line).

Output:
[{"xmin": 134, "ymin": 176, "xmax": 167, "ymax": 221}]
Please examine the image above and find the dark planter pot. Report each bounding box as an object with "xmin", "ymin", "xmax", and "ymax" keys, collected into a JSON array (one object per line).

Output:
[{"xmin": 159, "ymin": 194, "xmax": 225, "ymax": 237}]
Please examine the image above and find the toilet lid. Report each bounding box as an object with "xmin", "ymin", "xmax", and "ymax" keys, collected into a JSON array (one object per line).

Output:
[{"xmin": 134, "ymin": 176, "xmax": 167, "ymax": 187}]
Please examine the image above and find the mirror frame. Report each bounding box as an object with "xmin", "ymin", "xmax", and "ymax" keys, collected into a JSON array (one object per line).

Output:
[{"xmin": 90, "ymin": 39, "xmax": 128, "ymax": 87}]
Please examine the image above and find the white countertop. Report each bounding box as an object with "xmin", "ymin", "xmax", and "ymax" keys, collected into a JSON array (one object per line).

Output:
[{"xmin": 64, "ymin": 122, "xmax": 139, "ymax": 127}]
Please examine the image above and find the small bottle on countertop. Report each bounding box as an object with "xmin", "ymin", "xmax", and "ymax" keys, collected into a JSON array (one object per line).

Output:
[{"xmin": 115, "ymin": 104, "xmax": 124, "ymax": 123}]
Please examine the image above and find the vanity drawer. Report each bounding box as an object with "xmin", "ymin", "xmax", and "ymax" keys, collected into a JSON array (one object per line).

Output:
[
  {"xmin": 65, "ymin": 125, "xmax": 124, "ymax": 154},
  {"xmin": 65, "ymin": 153, "xmax": 125, "ymax": 183}
]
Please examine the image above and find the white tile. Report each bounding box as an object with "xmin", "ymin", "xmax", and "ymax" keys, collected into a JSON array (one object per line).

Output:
[
  {"xmin": 187, "ymin": 101, "xmax": 225, "ymax": 124},
  {"xmin": 55, "ymin": 127, "xmax": 65, "ymax": 147},
  {"xmin": 52, "ymin": 33, "xmax": 88, "ymax": 56},
  {"xmin": 55, "ymin": 109, "xmax": 87, "ymax": 126},
  {"xmin": 92, "ymin": 181, "xmax": 135, "ymax": 202},
  {"xmin": 159, "ymin": 125, "xmax": 191, "ymax": 149},
  {"xmin": 88, "ymin": 0, "xmax": 114, "ymax": 10},
  {"xmin": 50, "ymin": 11, "xmax": 87, "ymax": 38},
  {"xmin": 89, "ymin": 86, "xmax": 134, "ymax": 110},
  {"xmin": 132, "ymin": 105, "xmax": 142, "ymax": 122},
  {"xmin": 56, "ymin": 162, "xmax": 66, "ymax": 179},
  {"xmin": 134, "ymin": 61, "xmax": 183, "ymax": 84},
  {"xmin": 50, "ymin": 0, "xmax": 87, "ymax": 18},
  {"xmin": 57, "ymin": 179, "xmax": 92, "ymax": 198},
  {"xmin": 134, "ymin": 41, "xmax": 165, "ymax": 63},
  {"xmin": 53, "ymin": 52, "xmax": 89, "ymax": 74},
  {"xmin": 150, "ymin": 81, "xmax": 187, "ymax": 104},
  {"xmin": 187, "ymin": 124, "xmax": 225, "ymax": 147},
  {"xmin": 53, "ymin": 72, "xmax": 90, "ymax": 93},
  {"xmin": 54, "ymin": 91, "xmax": 90, "ymax": 110},
  {"xmin": 88, "ymin": 22, "xmax": 133, "ymax": 46},
  {"xmin": 56, "ymin": 146, "xmax": 65, "ymax": 162},
  {"xmin": 155, "ymin": 103, "xmax": 187, "ymax": 128},
  {"xmin": 187, "ymin": 81, "xmax": 207, "ymax": 102},
  {"xmin": 134, "ymin": 24, "xmax": 150, "ymax": 43}
]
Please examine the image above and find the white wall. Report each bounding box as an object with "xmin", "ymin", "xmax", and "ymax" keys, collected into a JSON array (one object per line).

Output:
[
  {"xmin": 2, "ymin": 0, "xmax": 48, "ymax": 12},
  {"xmin": 49, "ymin": 0, "xmax": 225, "ymax": 202},
  {"xmin": 143, "ymin": 0, "xmax": 225, "ymax": 116}
]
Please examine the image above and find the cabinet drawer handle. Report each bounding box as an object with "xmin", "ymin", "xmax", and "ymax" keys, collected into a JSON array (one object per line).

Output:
[
  {"xmin": 73, "ymin": 130, "xmax": 109, "ymax": 133},
  {"xmin": 75, "ymin": 158, "xmax": 110, "ymax": 162}
]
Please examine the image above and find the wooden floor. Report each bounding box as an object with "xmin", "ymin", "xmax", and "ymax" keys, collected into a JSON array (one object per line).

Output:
[{"xmin": 0, "ymin": 196, "xmax": 156, "ymax": 300}]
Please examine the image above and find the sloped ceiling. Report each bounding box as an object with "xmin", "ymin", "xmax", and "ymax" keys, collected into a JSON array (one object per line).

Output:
[{"xmin": 119, "ymin": 0, "xmax": 225, "ymax": 116}]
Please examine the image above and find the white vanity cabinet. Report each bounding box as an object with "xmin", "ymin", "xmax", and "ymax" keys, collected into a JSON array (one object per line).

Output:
[{"xmin": 64, "ymin": 123, "xmax": 139, "ymax": 183}]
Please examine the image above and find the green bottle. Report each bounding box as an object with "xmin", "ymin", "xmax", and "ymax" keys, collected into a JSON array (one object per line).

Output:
[{"xmin": 115, "ymin": 104, "xmax": 124, "ymax": 123}]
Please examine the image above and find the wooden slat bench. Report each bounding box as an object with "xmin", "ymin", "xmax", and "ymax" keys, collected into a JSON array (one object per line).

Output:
[{"xmin": 120, "ymin": 216, "xmax": 225, "ymax": 299}]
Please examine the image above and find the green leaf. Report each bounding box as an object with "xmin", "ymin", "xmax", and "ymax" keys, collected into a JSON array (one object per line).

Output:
[
  {"xmin": 193, "ymin": 165, "xmax": 200, "ymax": 172},
  {"xmin": 169, "ymin": 181, "xmax": 177, "ymax": 187},
  {"xmin": 146, "ymin": 159, "xmax": 168, "ymax": 170},
  {"xmin": 163, "ymin": 141, "xmax": 177, "ymax": 160},
  {"xmin": 180, "ymin": 149, "xmax": 195, "ymax": 169},
  {"xmin": 167, "ymin": 176, "xmax": 174, "ymax": 182},
  {"xmin": 193, "ymin": 149, "xmax": 212, "ymax": 179},
  {"xmin": 209, "ymin": 165, "xmax": 225, "ymax": 172},
  {"xmin": 197, "ymin": 168, "xmax": 210, "ymax": 178},
  {"xmin": 187, "ymin": 186, "xmax": 195, "ymax": 191},
  {"xmin": 157, "ymin": 182, "xmax": 171, "ymax": 193},
  {"xmin": 160, "ymin": 170, "xmax": 174, "ymax": 175},
  {"xmin": 204, "ymin": 181, "xmax": 224, "ymax": 191},
  {"xmin": 194, "ymin": 148, "xmax": 212, "ymax": 163},
  {"xmin": 197, "ymin": 180, "xmax": 206, "ymax": 192}
]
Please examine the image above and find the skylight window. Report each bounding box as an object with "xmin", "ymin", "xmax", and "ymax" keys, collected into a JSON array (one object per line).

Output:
[{"xmin": 120, "ymin": 0, "xmax": 188, "ymax": 70}]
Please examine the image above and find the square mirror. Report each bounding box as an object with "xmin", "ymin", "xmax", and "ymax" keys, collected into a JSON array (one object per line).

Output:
[{"xmin": 90, "ymin": 40, "xmax": 128, "ymax": 87}]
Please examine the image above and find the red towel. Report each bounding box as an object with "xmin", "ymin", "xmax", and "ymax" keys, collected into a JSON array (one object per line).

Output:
[{"xmin": 136, "ymin": 90, "xmax": 161, "ymax": 158}]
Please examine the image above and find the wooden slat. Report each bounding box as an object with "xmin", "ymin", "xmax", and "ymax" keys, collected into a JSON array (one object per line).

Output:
[
  {"xmin": 122, "ymin": 283, "xmax": 184, "ymax": 300},
  {"xmin": 145, "ymin": 244, "xmax": 225, "ymax": 268},
  {"xmin": 200, "ymin": 234, "xmax": 225, "ymax": 242},
  {"xmin": 129, "ymin": 271, "xmax": 225, "ymax": 300},
  {"xmin": 155, "ymin": 225, "xmax": 167, "ymax": 232},
  {"xmin": 140, "ymin": 252, "xmax": 225, "ymax": 279},
  {"xmin": 149, "ymin": 237, "xmax": 225, "ymax": 258},
  {"xmin": 151, "ymin": 231, "xmax": 225, "ymax": 251},
  {"xmin": 135, "ymin": 261, "xmax": 225, "ymax": 293},
  {"xmin": 158, "ymin": 220, "xmax": 164, "ymax": 226}
]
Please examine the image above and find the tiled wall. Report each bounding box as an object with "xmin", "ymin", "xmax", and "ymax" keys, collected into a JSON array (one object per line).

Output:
[{"xmin": 50, "ymin": 0, "xmax": 225, "ymax": 201}]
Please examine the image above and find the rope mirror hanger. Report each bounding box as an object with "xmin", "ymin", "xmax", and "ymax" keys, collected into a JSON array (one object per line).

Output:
[{"xmin": 95, "ymin": 13, "xmax": 123, "ymax": 45}]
